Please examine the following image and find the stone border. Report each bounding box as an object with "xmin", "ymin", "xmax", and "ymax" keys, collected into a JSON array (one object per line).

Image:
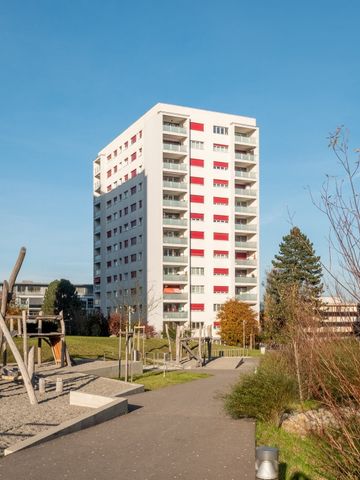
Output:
[{"xmin": 4, "ymin": 394, "xmax": 128, "ymax": 456}]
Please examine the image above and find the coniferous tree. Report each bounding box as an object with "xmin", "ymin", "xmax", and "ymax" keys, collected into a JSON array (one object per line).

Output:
[{"xmin": 264, "ymin": 226, "xmax": 323, "ymax": 338}]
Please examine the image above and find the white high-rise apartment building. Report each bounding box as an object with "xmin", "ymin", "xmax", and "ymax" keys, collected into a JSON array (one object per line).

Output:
[{"xmin": 93, "ymin": 103, "xmax": 259, "ymax": 334}]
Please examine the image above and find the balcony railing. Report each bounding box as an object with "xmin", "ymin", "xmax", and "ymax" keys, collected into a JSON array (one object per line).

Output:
[
  {"xmin": 235, "ymin": 241, "xmax": 257, "ymax": 249},
  {"xmin": 235, "ymin": 206, "xmax": 257, "ymax": 214},
  {"xmin": 235, "ymin": 259, "xmax": 257, "ymax": 266},
  {"xmin": 94, "ymin": 180, "xmax": 101, "ymax": 191},
  {"xmin": 163, "ymin": 124, "xmax": 187, "ymax": 135},
  {"xmin": 163, "ymin": 311, "xmax": 188, "ymax": 319},
  {"xmin": 163, "ymin": 162, "xmax": 188, "ymax": 171},
  {"xmin": 163, "ymin": 237, "xmax": 188, "ymax": 245},
  {"xmin": 235, "ymin": 171, "xmax": 256, "ymax": 179},
  {"xmin": 94, "ymin": 285, "xmax": 101, "ymax": 292},
  {"xmin": 94, "ymin": 255, "xmax": 101, "ymax": 262},
  {"xmin": 94, "ymin": 165, "xmax": 101, "ymax": 175},
  {"xmin": 235, "ymin": 277, "xmax": 257, "ymax": 284},
  {"xmin": 235, "ymin": 224, "xmax": 257, "ymax": 232},
  {"xmin": 163, "ymin": 256, "xmax": 188, "ymax": 263},
  {"xmin": 94, "ymin": 240, "xmax": 101, "ymax": 248},
  {"xmin": 163, "ymin": 180, "xmax": 187, "ymax": 190},
  {"xmin": 163, "ymin": 199, "xmax": 188, "ymax": 208},
  {"xmin": 235, "ymin": 152, "xmax": 256, "ymax": 162},
  {"xmin": 235, "ymin": 294, "xmax": 257, "ymax": 302},
  {"xmin": 163, "ymin": 218, "xmax": 187, "ymax": 226},
  {"xmin": 163, "ymin": 274, "xmax": 188, "ymax": 282},
  {"xmin": 94, "ymin": 225, "xmax": 101, "ymax": 233},
  {"xmin": 234, "ymin": 134, "xmax": 257, "ymax": 145},
  {"xmin": 163, "ymin": 143, "xmax": 187, "ymax": 153},
  {"xmin": 163, "ymin": 293, "xmax": 188, "ymax": 300},
  {"xmin": 235, "ymin": 188, "xmax": 257, "ymax": 197}
]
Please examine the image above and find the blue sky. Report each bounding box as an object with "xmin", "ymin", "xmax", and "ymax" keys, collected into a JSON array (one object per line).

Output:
[{"xmin": 0, "ymin": 0, "xmax": 359, "ymax": 289}]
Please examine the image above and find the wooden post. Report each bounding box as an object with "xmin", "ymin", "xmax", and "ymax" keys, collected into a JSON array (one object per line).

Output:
[
  {"xmin": 22, "ymin": 310, "xmax": 28, "ymax": 367},
  {"xmin": 118, "ymin": 317, "xmax": 122, "ymax": 379},
  {"xmin": 37, "ymin": 312, "xmax": 43, "ymax": 366},
  {"xmin": 125, "ymin": 320, "xmax": 129, "ymax": 382},
  {"xmin": 27, "ymin": 346, "xmax": 35, "ymax": 384},
  {"xmin": 59, "ymin": 311, "xmax": 65, "ymax": 368},
  {"xmin": 165, "ymin": 323, "xmax": 172, "ymax": 360},
  {"xmin": 175, "ymin": 325, "xmax": 180, "ymax": 364},
  {"xmin": 198, "ymin": 326, "xmax": 202, "ymax": 365}
]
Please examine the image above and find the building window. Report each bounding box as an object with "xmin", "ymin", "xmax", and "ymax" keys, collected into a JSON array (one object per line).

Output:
[
  {"xmin": 131, "ymin": 186, "xmax": 137, "ymax": 195},
  {"xmin": 131, "ymin": 169, "xmax": 137, "ymax": 178},
  {"xmin": 131, "ymin": 135, "xmax": 137, "ymax": 144},
  {"xmin": 213, "ymin": 304, "xmax": 222, "ymax": 312},
  {"xmin": 191, "ymin": 267, "xmax": 205, "ymax": 275},
  {"xmin": 213, "ymin": 161, "xmax": 228, "ymax": 170},
  {"xmin": 213, "ymin": 144, "xmax": 228, "ymax": 153},
  {"xmin": 213, "ymin": 214, "xmax": 228, "ymax": 223},
  {"xmin": 191, "ymin": 285, "xmax": 205, "ymax": 293},
  {"xmin": 131, "ymin": 219, "xmax": 137, "ymax": 228},
  {"xmin": 214, "ymin": 250, "xmax": 228, "ymax": 258},
  {"xmin": 131, "ymin": 271, "xmax": 137, "ymax": 278},
  {"xmin": 107, "ymin": 169, "xmax": 112, "ymax": 178},
  {"xmin": 131, "ymin": 254, "xmax": 136, "ymax": 262},
  {"xmin": 131, "ymin": 152, "xmax": 137, "ymax": 161},
  {"xmin": 131, "ymin": 203, "xmax": 136, "ymax": 212},
  {"xmin": 213, "ymin": 126, "xmax": 228, "ymax": 135},
  {"xmin": 213, "ymin": 179, "xmax": 228, "ymax": 188},
  {"xmin": 191, "ymin": 140, "xmax": 204, "ymax": 150},
  {"xmin": 124, "ymin": 207, "xmax": 128, "ymax": 215},
  {"xmin": 131, "ymin": 237, "xmax": 137, "ymax": 245}
]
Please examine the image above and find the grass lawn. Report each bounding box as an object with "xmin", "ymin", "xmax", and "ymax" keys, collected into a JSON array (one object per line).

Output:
[
  {"xmin": 132, "ymin": 370, "xmax": 211, "ymax": 391},
  {"xmin": 257, "ymin": 422, "xmax": 326, "ymax": 480}
]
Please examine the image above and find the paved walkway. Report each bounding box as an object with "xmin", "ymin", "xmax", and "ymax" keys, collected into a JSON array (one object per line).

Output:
[{"xmin": 0, "ymin": 358, "xmax": 258, "ymax": 480}]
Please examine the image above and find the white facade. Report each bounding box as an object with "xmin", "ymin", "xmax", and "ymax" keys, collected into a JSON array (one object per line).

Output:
[{"xmin": 93, "ymin": 103, "xmax": 259, "ymax": 333}]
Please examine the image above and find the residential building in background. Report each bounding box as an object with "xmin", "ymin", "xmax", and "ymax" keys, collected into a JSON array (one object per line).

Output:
[
  {"xmin": 319, "ymin": 297, "xmax": 360, "ymax": 336},
  {"xmin": 93, "ymin": 103, "xmax": 259, "ymax": 333},
  {"xmin": 0, "ymin": 282, "xmax": 94, "ymax": 317}
]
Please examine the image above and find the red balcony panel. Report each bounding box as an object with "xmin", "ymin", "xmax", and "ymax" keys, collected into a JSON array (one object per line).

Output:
[{"xmin": 190, "ymin": 122, "xmax": 204, "ymax": 131}]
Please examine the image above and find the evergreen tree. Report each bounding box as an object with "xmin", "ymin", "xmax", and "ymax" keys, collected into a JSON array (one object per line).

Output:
[
  {"xmin": 42, "ymin": 279, "xmax": 83, "ymax": 320},
  {"xmin": 264, "ymin": 226, "xmax": 323, "ymax": 338}
]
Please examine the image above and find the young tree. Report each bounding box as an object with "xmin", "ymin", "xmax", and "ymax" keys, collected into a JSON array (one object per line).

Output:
[
  {"xmin": 218, "ymin": 299, "xmax": 258, "ymax": 346},
  {"xmin": 264, "ymin": 226, "xmax": 323, "ymax": 337}
]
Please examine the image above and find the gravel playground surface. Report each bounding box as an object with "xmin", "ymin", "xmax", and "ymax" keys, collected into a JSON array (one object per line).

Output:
[{"xmin": 0, "ymin": 363, "xmax": 131, "ymax": 454}]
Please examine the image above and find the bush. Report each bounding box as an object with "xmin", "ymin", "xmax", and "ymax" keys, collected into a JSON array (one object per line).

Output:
[{"xmin": 224, "ymin": 353, "xmax": 298, "ymax": 423}]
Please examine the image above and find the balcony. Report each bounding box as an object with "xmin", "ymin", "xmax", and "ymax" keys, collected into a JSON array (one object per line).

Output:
[
  {"xmin": 94, "ymin": 164, "xmax": 101, "ymax": 176},
  {"xmin": 163, "ymin": 218, "xmax": 187, "ymax": 227},
  {"xmin": 163, "ymin": 143, "xmax": 187, "ymax": 153},
  {"xmin": 163, "ymin": 180, "xmax": 187, "ymax": 190},
  {"xmin": 94, "ymin": 285, "xmax": 101, "ymax": 292},
  {"xmin": 235, "ymin": 259, "xmax": 257, "ymax": 266},
  {"xmin": 235, "ymin": 188, "xmax": 257, "ymax": 197},
  {"xmin": 163, "ymin": 311, "xmax": 188, "ymax": 319},
  {"xmin": 234, "ymin": 134, "xmax": 256, "ymax": 145},
  {"xmin": 235, "ymin": 171, "xmax": 256, "ymax": 180},
  {"xmin": 163, "ymin": 256, "xmax": 188, "ymax": 264},
  {"xmin": 235, "ymin": 206, "xmax": 257, "ymax": 214},
  {"xmin": 235, "ymin": 293, "xmax": 257, "ymax": 302},
  {"xmin": 235, "ymin": 152, "xmax": 256, "ymax": 163},
  {"xmin": 163, "ymin": 199, "xmax": 188, "ymax": 209},
  {"xmin": 94, "ymin": 240, "xmax": 101, "ymax": 248},
  {"xmin": 235, "ymin": 241, "xmax": 257, "ymax": 249},
  {"xmin": 94, "ymin": 224, "xmax": 101, "ymax": 233},
  {"xmin": 94, "ymin": 180, "xmax": 101, "ymax": 192},
  {"xmin": 94, "ymin": 255, "xmax": 101, "ymax": 262},
  {"xmin": 163, "ymin": 124, "xmax": 187, "ymax": 135},
  {"xmin": 163, "ymin": 161, "xmax": 188, "ymax": 172},
  {"xmin": 163, "ymin": 237, "xmax": 188, "ymax": 245},
  {"xmin": 163, "ymin": 293, "xmax": 188, "ymax": 301},
  {"xmin": 235, "ymin": 277, "xmax": 257, "ymax": 284},
  {"xmin": 235, "ymin": 224, "xmax": 257, "ymax": 232},
  {"xmin": 163, "ymin": 274, "xmax": 188, "ymax": 282}
]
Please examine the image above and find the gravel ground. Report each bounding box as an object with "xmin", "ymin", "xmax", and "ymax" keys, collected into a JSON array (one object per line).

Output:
[{"xmin": 0, "ymin": 363, "xmax": 134, "ymax": 453}]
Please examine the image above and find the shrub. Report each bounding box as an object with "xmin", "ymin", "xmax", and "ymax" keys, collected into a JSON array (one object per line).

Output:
[{"xmin": 224, "ymin": 353, "xmax": 298, "ymax": 424}]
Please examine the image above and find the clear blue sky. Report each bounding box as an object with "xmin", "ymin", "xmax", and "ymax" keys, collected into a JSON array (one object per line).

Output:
[{"xmin": 0, "ymin": 0, "xmax": 359, "ymax": 289}]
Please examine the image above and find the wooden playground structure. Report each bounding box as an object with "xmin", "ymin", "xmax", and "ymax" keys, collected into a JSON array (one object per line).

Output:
[{"xmin": 0, "ymin": 247, "xmax": 71, "ymax": 405}]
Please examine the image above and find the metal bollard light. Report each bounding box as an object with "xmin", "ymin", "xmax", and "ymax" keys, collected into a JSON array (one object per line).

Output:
[{"xmin": 255, "ymin": 446, "xmax": 279, "ymax": 480}]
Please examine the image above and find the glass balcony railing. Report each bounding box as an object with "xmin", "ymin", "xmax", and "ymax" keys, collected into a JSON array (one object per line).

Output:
[
  {"xmin": 94, "ymin": 165, "xmax": 101, "ymax": 175},
  {"xmin": 235, "ymin": 277, "xmax": 257, "ymax": 284},
  {"xmin": 163, "ymin": 218, "xmax": 187, "ymax": 226},
  {"xmin": 94, "ymin": 225, "xmax": 101, "ymax": 233},
  {"xmin": 235, "ymin": 152, "xmax": 256, "ymax": 162},
  {"xmin": 235, "ymin": 259, "xmax": 257, "ymax": 266},
  {"xmin": 94, "ymin": 240, "xmax": 101, "ymax": 248},
  {"xmin": 163, "ymin": 256, "xmax": 188, "ymax": 263},
  {"xmin": 235, "ymin": 294, "xmax": 257, "ymax": 301},
  {"xmin": 163, "ymin": 162, "xmax": 188, "ymax": 171},
  {"xmin": 163, "ymin": 143, "xmax": 187, "ymax": 153},
  {"xmin": 163, "ymin": 274, "xmax": 188, "ymax": 282},
  {"xmin": 235, "ymin": 171, "xmax": 256, "ymax": 179},
  {"xmin": 94, "ymin": 255, "xmax": 101, "ymax": 262},
  {"xmin": 163, "ymin": 124, "xmax": 187, "ymax": 135},
  {"xmin": 235, "ymin": 206, "xmax": 257, "ymax": 214},
  {"xmin": 235, "ymin": 241, "xmax": 257, "ymax": 249},
  {"xmin": 235, "ymin": 188, "xmax": 257, "ymax": 197},
  {"xmin": 163, "ymin": 237, "xmax": 188, "ymax": 245},
  {"xmin": 234, "ymin": 134, "xmax": 257, "ymax": 145},
  {"xmin": 94, "ymin": 180, "xmax": 101, "ymax": 191},
  {"xmin": 163, "ymin": 199, "xmax": 188, "ymax": 208},
  {"xmin": 163, "ymin": 293, "xmax": 188, "ymax": 300},
  {"xmin": 163, "ymin": 180, "xmax": 187, "ymax": 190},
  {"xmin": 163, "ymin": 311, "xmax": 188, "ymax": 319},
  {"xmin": 235, "ymin": 224, "xmax": 257, "ymax": 232}
]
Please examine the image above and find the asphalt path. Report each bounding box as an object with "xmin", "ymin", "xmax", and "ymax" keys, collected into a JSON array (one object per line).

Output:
[{"xmin": 0, "ymin": 358, "xmax": 258, "ymax": 480}]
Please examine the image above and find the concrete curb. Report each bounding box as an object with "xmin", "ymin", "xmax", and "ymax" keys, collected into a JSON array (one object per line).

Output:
[{"xmin": 4, "ymin": 395, "xmax": 128, "ymax": 456}]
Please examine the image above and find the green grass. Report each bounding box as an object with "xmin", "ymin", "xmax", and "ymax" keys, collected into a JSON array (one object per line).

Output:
[
  {"xmin": 132, "ymin": 370, "xmax": 211, "ymax": 391},
  {"xmin": 257, "ymin": 422, "xmax": 326, "ymax": 480}
]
